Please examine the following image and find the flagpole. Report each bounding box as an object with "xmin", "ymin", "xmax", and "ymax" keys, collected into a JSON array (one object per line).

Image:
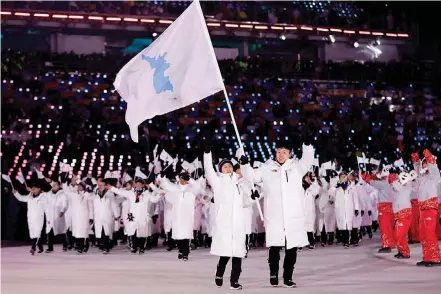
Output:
[
  {"xmin": 222, "ymin": 87, "xmax": 264, "ymax": 222},
  {"xmin": 194, "ymin": 1, "xmax": 263, "ymax": 221}
]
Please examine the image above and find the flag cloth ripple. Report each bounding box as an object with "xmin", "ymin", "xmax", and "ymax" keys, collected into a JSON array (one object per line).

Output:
[{"xmin": 114, "ymin": 0, "xmax": 224, "ymax": 142}]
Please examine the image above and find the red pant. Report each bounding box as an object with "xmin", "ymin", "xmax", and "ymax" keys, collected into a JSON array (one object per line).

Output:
[
  {"xmin": 420, "ymin": 209, "xmax": 441, "ymax": 262},
  {"xmin": 378, "ymin": 209, "xmax": 395, "ymax": 248},
  {"xmin": 409, "ymin": 199, "xmax": 420, "ymax": 242},
  {"xmin": 395, "ymin": 214, "xmax": 412, "ymax": 257},
  {"xmin": 436, "ymin": 204, "xmax": 441, "ymax": 240}
]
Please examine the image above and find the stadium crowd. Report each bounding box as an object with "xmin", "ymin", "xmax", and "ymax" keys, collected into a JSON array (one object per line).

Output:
[{"xmin": 1, "ymin": 49, "xmax": 440, "ymax": 182}]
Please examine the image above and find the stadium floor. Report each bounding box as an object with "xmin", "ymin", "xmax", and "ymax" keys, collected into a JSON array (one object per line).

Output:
[{"xmin": 2, "ymin": 235, "xmax": 440, "ymax": 294}]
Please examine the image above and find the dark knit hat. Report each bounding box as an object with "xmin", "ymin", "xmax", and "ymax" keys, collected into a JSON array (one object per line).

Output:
[
  {"xmin": 276, "ymin": 139, "xmax": 293, "ymax": 151},
  {"xmin": 218, "ymin": 159, "xmax": 233, "ymax": 171}
]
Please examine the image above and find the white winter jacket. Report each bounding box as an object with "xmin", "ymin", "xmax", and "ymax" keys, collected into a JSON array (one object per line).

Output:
[
  {"xmin": 110, "ymin": 187, "xmax": 162, "ymax": 237},
  {"xmin": 160, "ymin": 177, "xmax": 203, "ymax": 240},
  {"xmin": 44, "ymin": 189, "xmax": 68, "ymax": 235},
  {"xmin": 204, "ymin": 152, "xmax": 253, "ymax": 258},
  {"xmin": 14, "ymin": 192, "xmax": 47, "ymax": 239},
  {"xmin": 251, "ymin": 144, "xmax": 314, "ymax": 249}
]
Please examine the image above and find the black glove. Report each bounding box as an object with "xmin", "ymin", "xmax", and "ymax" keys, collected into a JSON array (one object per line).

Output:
[
  {"xmin": 239, "ymin": 155, "xmax": 249, "ymax": 165},
  {"xmin": 204, "ymin": 142, "xmax": 212, "ymax": 154},
  {"xmin": 368, "ymin": 210, "xmax": 372, "ymax": 216},
  {"xmin": 60, "ymin": 172, "xmax": 69, "ymax": 184},
  {"xmin": 89, "ymin": 219, "xmax": 94, "ymax": 225},
  {"xmin": 315, "ymin": 195, "xmax": 319, "ymax": 200},
  {"xmin": 302, "ymin": 127, "xmax": 315, "ymax": 146},
  {"xmin": 354, "ymin": 210, "xmax": 359, "ymax": 217},
  {"xmin": 251, "ymin": 190, "xmax": 261, "ymax": 200},
  {"xmin": 180, "ymin": 173, "xmax": 190, "ymax": 181},
  {"xmin": 361, "ymin": 210, "xmax": 365, "ymax": 217},
  {"xmin": 152, "ymin": 214, "xmax": 158, "ymax": 224}
]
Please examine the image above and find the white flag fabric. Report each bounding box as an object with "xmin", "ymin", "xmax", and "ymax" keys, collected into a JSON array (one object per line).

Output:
[
  {"xmin": 34, "ymin": 168, "xmax": 44, "ymax": 179},
  {"xmin": 122, "ymin": 172, "xmax": 133, "ymax": 184},
  {"xmin": 394, "ymin": 158, "xmax": 404, "ymax": 168},
  {"xmin": 235, "ymin": 148, "xmax": 245, "ymax": 159},
  {"xmin": 182, "ymin": 160, "xmax": 193, "ymax": 172},
  {"xmin": 231, "ymin": 158, "xmax": 239, "ymax": 166},
  {"xmin": 2, "ymin": 174, "xmax": 12, "ymax": 183},
  {"xmin": 160, "ymin": 150, "xmax": 173, "ymax": 164},
  {"xmin": 370, "ymin": 158, "xmax": 381, "ymax": 166},
  {"xmin": 356, "ymin": 156, "xmax": 366, "ymax": 165},
  {"xmin": 153, "ymin": 144, "xmax": 159, "ymax": 159},
  {"xmin": 172, "ymin": 157, "xmax": 179, "ymax": 172},
  {"xmin": 104, "ymin": 171, "xmax": 119, "ymax": 179},
  {"xmin": 59, "ymin": 162, "xmax": 73, "ymax": 173},
  {"xmin": 114, "ymin": 0, "xmax": 224, "ymax": 142},
  {"xmin": 321, "ymin": 161, "xmax": 332, "ymax": 170},
  {"xmin": 192, "ymin": 158, "xmax": 202, "ymax": 170},
  {"xmin": 153, "ymin": 159, "xmax": 162, "ymax": 173},
  {"xmin": 253, "ymin": 161, "xmax": 263, "ymax": 168},
  {"xmin": 17, "ymin": 169, "xmax": 25, "ymax": 184},
  {"xmin": 135, "ymin": 167, "xmax": 148, "ymax": 180}
]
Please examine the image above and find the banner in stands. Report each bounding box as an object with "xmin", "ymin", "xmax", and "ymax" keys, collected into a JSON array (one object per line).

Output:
[
  {"xmin": 213, "ymin": 47, "xmax": 239, "ymax": 60},
  {"xmin": 324, "ymin": 43, "xmax": 400, "ymax": 62},
  {"xmin": 51, "ymin": 33, "xmax": 105, "ymax": 55}
]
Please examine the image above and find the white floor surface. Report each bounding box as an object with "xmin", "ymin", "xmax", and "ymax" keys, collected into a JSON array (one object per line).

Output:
[{"xmin": 2, "ymin": 235, "xmax": 440, "ymax": 294}]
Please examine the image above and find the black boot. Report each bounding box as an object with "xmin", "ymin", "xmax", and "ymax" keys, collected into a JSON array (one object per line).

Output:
[
  {"xmin": 83, "ymin": 239, "xmax": 90, "ymax": 253},
  {"xmin": 230, "ymin": 257, "xmax": 242, "ymax": 290},
  {"xmin": 192, "ymin": 230, "xmax": 199, "ymax": 249},
  {"xmin": 139, "ymin": 237, "xmax": 146, "ymax": 254},
  {"xmin": 203, "ymin": 234, "xmax": 209, "ymax": 248},
  {"xmin": 394, "ymin": 252, "xmax": 410, "ymax": 259},
  {"xmin": 215, "ymin": 257, "xmax": 228, "ymax": 288},
  {"xmin": 268, "ymin": 255, "xmax": 279, "ymax": 286},
  {"xmin": 215, "ymin": 277, "xmax": 223, "ymax": 288},
  {"xmin": 372, "ymin": 221, "xmax": 378, "ymax": 232},
  {"xmin": 378, "ymin": 247, "xmax": 392, "ymax": 253},
  {"xmin": 327, "ymin": 232, "xmax": 334, "ymax": 245},
  {"xmin": 37, "ymin": 244, "xmax": 44, "ymax": 254},
  {"xmin": 270, "ymin": 274, "xmax": 279, "ymax": 287},
  {"xmin": 120, "ymin": 234, "xmax": 128, "ymax": 245},
  {"xmin": 425, "ymin": 262, "xmax": 441, "ymax": 267},
  {"xmin": 230, "ymin": 283, "xmax": 242, "ymax": 290},
  {"xmin": 145, "ymin": 237, "xmax": 152, "ymax": 250},
  {"xmin": 166, "ymin": 231, "xmax": 174, "ymax": 251},
  {"xmin": 30, "ymin": 239, "xmax": 37, "ymax": 255},
  {"xmin": 151, "ymin": 233, "xmax": 159, "ymax": 248},
  {"xmin": 284, "ymin": 280, "xmax": 297, "ymax": 288}
]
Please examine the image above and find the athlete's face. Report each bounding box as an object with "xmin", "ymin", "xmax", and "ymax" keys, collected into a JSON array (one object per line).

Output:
[{"xmin": 276, "ymin": 148, "xmax": 291, "ymax": 164}]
